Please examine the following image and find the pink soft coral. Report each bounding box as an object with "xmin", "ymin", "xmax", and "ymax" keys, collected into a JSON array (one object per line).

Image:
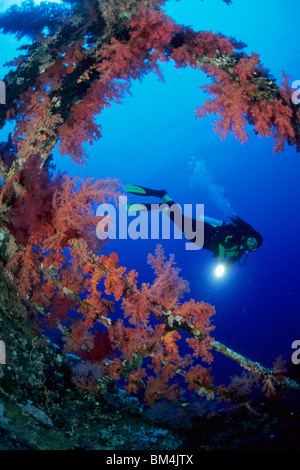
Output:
[{"xmin": 196, "ymin": 56, "xmax": 297, "ymax": 153}]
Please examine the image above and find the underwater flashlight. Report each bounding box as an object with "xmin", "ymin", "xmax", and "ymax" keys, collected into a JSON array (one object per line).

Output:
[{"xmin": 215, "ymin": 264, "xmax": 225, "ymax": 277}]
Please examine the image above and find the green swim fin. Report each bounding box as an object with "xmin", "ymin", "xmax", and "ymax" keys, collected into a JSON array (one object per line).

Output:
[
  {"xmin": 124, "ymin": 184, "xmax": 167, "ymax": 199},
  {"xmin": 124, "ymin": 184, "xmax": 149, "ymax": 196}
]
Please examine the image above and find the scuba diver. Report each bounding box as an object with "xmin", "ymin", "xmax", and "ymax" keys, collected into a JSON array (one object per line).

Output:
[{"xmin": 124, "ymin": 184, "xmax": 263, "ymax": 273}]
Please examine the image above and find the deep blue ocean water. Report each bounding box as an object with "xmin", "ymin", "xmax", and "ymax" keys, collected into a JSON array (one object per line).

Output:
[{"xmin": 1, "ymin": 0, "xmax": 300, "ymax": 387}]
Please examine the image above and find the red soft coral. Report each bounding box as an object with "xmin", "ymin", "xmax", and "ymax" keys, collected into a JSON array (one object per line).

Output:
[
  {"xmin": 196, "ymin": 64, "xmax": 256, "ymax": 144},
  {"xmin": 147, "ymin": 244, "xmax": 189, "ymax": 310},
  {"xmin": 144, "ymin": 375, "xmax": 180, "ymax": 405},
  {"xmin": 170, "ymin": 29, "xmax": 234, "ymax": 68},
  {"xmin": 98, "ymin": 7, "xmax": 179, "ymax": 81},
  {"xmin": 185, "ymin": 364, "xmax": 213, "ymax": 392},
  {"xmin": 6, "ymin": 244, "xmax": 41, "ymax": 298},
  {"xmin": 196, "ymin": 56, "xmax": 297, "ymax": 153},
  {"xmin": 125, "ymin": 368, "xmax": 147, "ymax": 395}
]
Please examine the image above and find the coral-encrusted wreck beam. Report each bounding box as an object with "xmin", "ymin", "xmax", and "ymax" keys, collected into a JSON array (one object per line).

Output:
[
  {"xmin": 0, "ymin": 13, "xmax": 96, "ymax": 127},
  {"xmin": 1, "ymin": 0, "xmax": 300, "ymax": 179},
  {"xmin": 0, "ymin": 29, "xmax": 279, "ymax": 131},
  {"xmin": 62, "ymin": 240, "xmax": 300, "ymax": 393},
  {"xmin": 160, "ymin": 309, "xmax": 300, "ymax": 392},
  {"xmin": 8, "ymin": 246, "xmax": 299, "ymax": 399}
]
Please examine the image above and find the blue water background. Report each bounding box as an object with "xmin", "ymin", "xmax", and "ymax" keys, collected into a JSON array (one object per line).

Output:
[{"xmin": 1, "ymin": 0, "xmax": 300, "ymax": 385}]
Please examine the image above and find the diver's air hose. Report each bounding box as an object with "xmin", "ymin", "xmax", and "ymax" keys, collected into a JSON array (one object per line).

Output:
[{"xmin": 239, "ymin": 251, "xmax": 249, "ymax": 266}]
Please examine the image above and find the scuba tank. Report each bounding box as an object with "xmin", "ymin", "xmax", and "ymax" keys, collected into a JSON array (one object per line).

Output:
[{"xmin": 198, "ymin": 215, "xmax": 223, "ymax": 227}]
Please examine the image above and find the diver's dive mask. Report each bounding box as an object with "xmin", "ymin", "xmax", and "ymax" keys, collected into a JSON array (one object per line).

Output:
[{"xmin": 246, "ymin": 237, "xmax": 258, "ymax": 252}]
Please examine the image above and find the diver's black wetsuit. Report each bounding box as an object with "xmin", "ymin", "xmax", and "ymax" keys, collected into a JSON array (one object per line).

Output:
[
  {"xmin": 125, "ymin": 184, "xmax": 262, "ymax": 268},
  {"xmin": 162, "ymin": 198, "xmax": 247, "ymax": 264}
]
